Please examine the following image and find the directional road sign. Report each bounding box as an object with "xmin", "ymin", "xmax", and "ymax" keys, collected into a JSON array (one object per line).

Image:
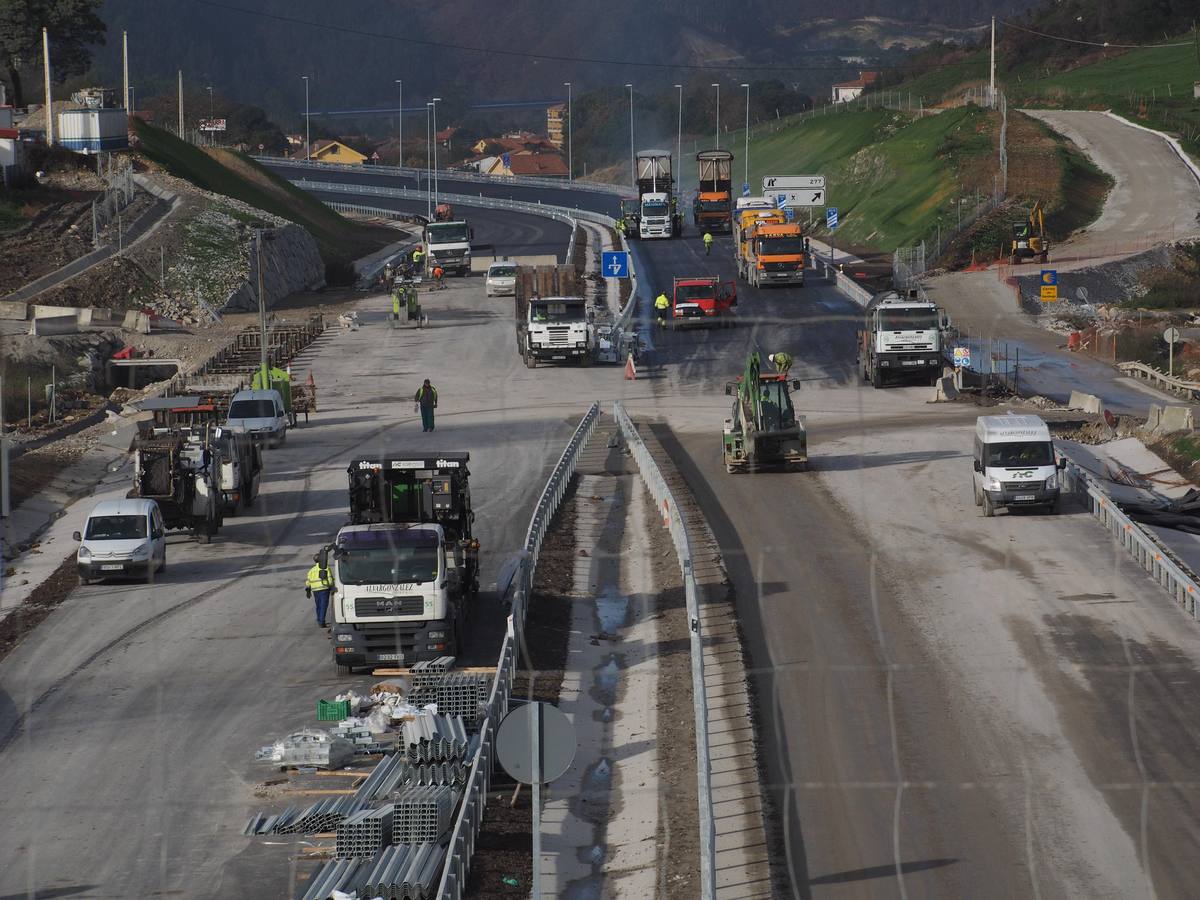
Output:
[
  {"xmin": 826, "ymin": 207, "xmax": 839, "ymax": 230},
  {"xmin": 742, "ymin": 182, "xmax": 751, "ymax": 197},
  {"xmin": 601, "ymin": 251, "xmax": 630, "ymax": 278},
  {"xmin": 763, "ymin": 175, "xmax": 825, "ymax": 192},
  {"xmin": 774, "ymin": 189, "xmax": 826, "ymax": 208},
  {"xmin": 1164, "ymin": 326, "xmax": 1181, "ymax": 344}
]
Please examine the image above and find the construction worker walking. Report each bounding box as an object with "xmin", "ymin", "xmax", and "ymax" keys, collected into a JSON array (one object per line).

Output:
[
  {"xmin": 414, "ymin": 378, "xmax": 438, "ymax": 432},
  {"xmin": 771, "ymin": 351, "xmax": 794, "ymax": 377},
  {"xmin": 305, "ymin": 553, "xmax": 333, "ymax": 628},
  {"xmin": 703, "ymin": 231, "xmax": 714, "ymax": 256},
  {"xmin": 654, "ymin": 292, "xmax": 670, "ymax": 327}
]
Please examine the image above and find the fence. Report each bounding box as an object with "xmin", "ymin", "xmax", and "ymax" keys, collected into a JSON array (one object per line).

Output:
[
  {"xmin": 611, "ymin": 401, "xmax": 716, "ymax": 899},
  {"xmin": 91, "ymin": 154, "xmax": 136, "ymax": 247},
  {"xmin": 435, "ymin": 402, "xmax": 600, "ymax": 900}
]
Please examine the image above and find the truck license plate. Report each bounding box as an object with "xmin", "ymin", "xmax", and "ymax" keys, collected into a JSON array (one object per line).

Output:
[
  {"xmin": 1015, "ymin": 494, "xmax": 1035, "ymax": 502},
  {"xmin": 101, "ymin": 564, "xmax": 124, "ymax": 571},
  {"xmin": 377, "ymin": 653, "xmax": 404, "ymax": 662}
]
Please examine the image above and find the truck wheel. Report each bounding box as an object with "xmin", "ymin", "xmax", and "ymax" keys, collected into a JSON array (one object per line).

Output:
[
  {"xmin": 524, "ymin": 349, "xmax": 536, "ymax": 369},
  {"xmin": 580, "ymin": 353, "xmax": 594, "ymax": 367}
]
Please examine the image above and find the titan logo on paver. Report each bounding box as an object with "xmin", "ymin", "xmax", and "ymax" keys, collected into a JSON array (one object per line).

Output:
[{"xmin": 387, "ymin": 459, "xmax": 461, "ymax": 469}]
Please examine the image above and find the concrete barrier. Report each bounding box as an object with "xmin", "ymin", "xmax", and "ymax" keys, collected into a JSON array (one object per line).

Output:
[
  {"xmin": 0, "ymin": 300, "xmax": 28, "ymax": 320},
  {"xmin": 78, "ymin": 307, "xmax": 120, "ymax": 327},
  {"xmin": 122, "ymin": 310, "xmax": 151, "ymax": 334},
  {"xmin": 28, "ymin": 314, "xmax": 78, "ymax": 336},
  {"xmin": 1068, "ymin": 390, "xmax": 1104, "ymax": 414},
  {"xmin": 1161, "ymin": 405, "xmax": 1194, "ymax": 433},
  {"xmin": 932, "ymin": 375, "xmax": 959, "ymax": 402}
]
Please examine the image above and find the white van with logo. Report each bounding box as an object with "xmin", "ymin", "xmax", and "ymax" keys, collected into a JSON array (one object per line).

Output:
[
  {"xmin": 972, "ymin": 415, "xmax": 1065, "ymax": 517},
  {"xmin": 74, "ymin": 498, "xmax": 167, "ymax": 583}
]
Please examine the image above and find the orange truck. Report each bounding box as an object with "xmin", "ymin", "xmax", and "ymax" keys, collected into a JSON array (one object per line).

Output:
[
  {"xmin": 692, "ymin": 149, "xmax": 734, "ymax": 233},
  {"xmin": 737, "ymin": 215, "xmax": 806, "ymax": 288}
]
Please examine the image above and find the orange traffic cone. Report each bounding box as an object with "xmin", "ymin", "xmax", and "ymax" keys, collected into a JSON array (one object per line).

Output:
[{"xmin": 624, "ymin": 352, "xmax": 637, "ymax": 381}]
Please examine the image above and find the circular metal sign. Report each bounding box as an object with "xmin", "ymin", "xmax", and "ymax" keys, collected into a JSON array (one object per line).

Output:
[
  {"xmin": 1164, "ymin": 326, "xmax": 1181, "ymax": 344},
  {"xmin": 496, "ymin": 702, "xmax": 576, "ymax": 785}
]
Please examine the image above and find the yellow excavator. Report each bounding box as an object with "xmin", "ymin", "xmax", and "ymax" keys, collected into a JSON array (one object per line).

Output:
[{"xmin": 1010, "ymin": 201, "xmax": 1049, "ymax": 264}]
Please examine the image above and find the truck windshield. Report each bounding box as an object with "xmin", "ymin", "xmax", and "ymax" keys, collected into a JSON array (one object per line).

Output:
[
  {"xmin": 85, "ymin": 515, "xmax": 148, "ymax": 540},
  {"xmin": 986, "ymin": 441, "xmax": 1054, "ymax": 467},
  {"xmin": 531, "ymin": 302, "xmax": 585, "ymax": 322},
  {"xmin": 427, "ymin": 223, "xmax": 469, "ymax": 243},
  {"xmin": 642, "ymin": 201, "xmax": 669, "ymax": 216},
  {"xmin": 697, "ymin": 200, "xmax": 728, "ymax": 212},
  {"xmin": 758, "ymin": 237, "xmax": 805, "ymax": 255},
  {"xmin": 228, "ymin": 399, "xmax": 277, "ymax": 418},
  {"xmin": 337, "ymin": 531, "xmax": 440, "ymax": 584},
  {"xmin": 675, "ymin": 284, "xmax": 716, "ymax": 302},
  {"xmin": 880, "ymin": 308, "xmax": 939, "ymax": 331}
]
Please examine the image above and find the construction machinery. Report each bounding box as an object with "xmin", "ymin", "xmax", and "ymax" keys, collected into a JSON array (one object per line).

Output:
[
  {"xmin": 739, "ymin": 219, "xmax": 806, "ymax": 287},
  {"xmin": 723, "ymin": 352, "xmax": 807, "ymax": 473},
  {"xmin": 618, "ymin": 198, "xmax": 640, "ymax": 238},
  {"xmin": 693, "ymin": 149, "xmax": 734, "ymax": 233},
  {"xmin": 128, "ymin": 427, "xmax": 223, "ymax": 542},
  {"xmin": 390, "ymin": 275, "xmax": 426, "ymax": 329},
  {"xmin": 858, "ymin": 290, "xmax": 949, "ymax": 388},
  {"xmin": 671, "ymin": 275, "xmax": 737, "ymax": 329},
  {"xmin": 324, "ymin": 453, "xmax": 479, "ymax": 673},
  {"xmin": 635, "ymin": 150, "xmax": 683, "ymax": 239},
  {"xmin": 424, "ymin": 218, "xmax": 473, "ymax": 275},
  {"xmin": 1010, "ymin": 200, "xmax": 1049, "ymax": 264}
]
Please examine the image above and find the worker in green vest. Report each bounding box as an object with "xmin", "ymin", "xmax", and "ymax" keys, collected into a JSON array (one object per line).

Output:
[
  {"xmin": 411, "ymin": 245, "xmax": 425, "ymax": 272},
  {"xmin": 703, "ymin": 231, "xmax": 714, "ymax": 255},
  {"xmin": 771, "ymin": 351, "xmax": 794, "ymax": 377},
  {"xmin": 392, "ymin": 289, "xmax": 402, "ymax": 319},
  {"xmin": 304, "ymin": 553, "xmax": 333, "ymax": 627}
]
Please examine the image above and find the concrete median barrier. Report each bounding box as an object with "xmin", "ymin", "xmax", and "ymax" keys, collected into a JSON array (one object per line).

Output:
[
  {"xmin": 28, "ymin": 314, "xmax": 78, "ymax": 336},
  {"xmin": 1068, "ymin": 390, "xmax": 1104, "ymax": 414}
]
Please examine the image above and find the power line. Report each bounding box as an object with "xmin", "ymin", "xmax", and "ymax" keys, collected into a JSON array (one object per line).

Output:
[
  {"xmin": 191, "ymin": 0, "xmax": 987, "ymax": 76},
  {"xmin": 1001, "ymin": 20, "xmax": 1194, "ymax": 49}
]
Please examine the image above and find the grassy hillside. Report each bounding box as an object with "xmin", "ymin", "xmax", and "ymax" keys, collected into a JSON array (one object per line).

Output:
[{"xmin": 131, "ymin": 119, "xmax": 389, "ymax": 271}]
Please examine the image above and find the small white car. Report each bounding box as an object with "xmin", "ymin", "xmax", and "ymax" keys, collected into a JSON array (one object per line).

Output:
[
  {"xmin": 484, "ymin": 262, "xmax": 517, "ymax": 298},
  {"xmin": 75, "ymin": 498, "xmax": 167, "ymax": 584},
  {"xmin": 224, "ymin": 388, "xmax": 288, "ymax": 448}
]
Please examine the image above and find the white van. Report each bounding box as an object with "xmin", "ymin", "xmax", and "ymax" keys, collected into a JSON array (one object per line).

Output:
[
  {"xmin": 224, "ymin": 389, "xmax": 287, "ymax": 447},
  {"xmin": 972, "ymin": 415, "xmax": 1066, "ymax": 517},
  {"xmin": 74, "ymin": 498, "xmax": 167, "ymax": 584}
]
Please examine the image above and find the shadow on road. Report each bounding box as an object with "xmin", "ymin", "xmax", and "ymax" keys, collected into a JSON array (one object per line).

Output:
[{"xmin": 809, "ymin": 857, "xmax": 958, "ymax": 886}]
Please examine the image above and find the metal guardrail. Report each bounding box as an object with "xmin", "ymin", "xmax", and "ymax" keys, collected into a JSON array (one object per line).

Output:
[
  {"xmin": 1116, "ymin": 361, "xmax": 1200, "ymax": 401},
  {"xmin": 436, "ymin": 401, "xmax": 600, "ymax": 900},
  {"xmin": 611, "ymin": 401, "xmax": 716, "ymax": 900},
  {"xmin": 811, "ymin": 251, "xmax": 873, "ymax": 307},
  {"xmin": 1061, "ymin": 457, "xmax": 1200, "ymax": 618}
]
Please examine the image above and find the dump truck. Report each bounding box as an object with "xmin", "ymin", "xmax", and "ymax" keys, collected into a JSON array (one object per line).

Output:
[
  {"xmin": 734, "ymin": 207, "xmax": 786, "ymax": 278},
  {"xmin": 672, "ymin": 275, "xmax": 737, "ymax": 329},
  {"xmin": 514, "ymin": 264, "xmax": 594, "ymax": 367},
  {"xmin": 1010, "ymin": 200, "xmax": 1048, "ymax": 264},
  {"xmin": 128, "ymin": 428, "xmax": 223, "ymax": 542},
  {"xmin": 424, "ymin": 219, "xmax": 473, "ymax": 275},
  {"xmin": 635, "ymin": 150, "xmax": 682, "ymax": 239},
  {"xmin": 858, "ymin": 290, "xmax": 949, "ymax": 388},
  {"xmin": 693, "ymin": 149, "xmax": 734, "ymax": 233},
  {"xmin": 739, "ymin": 220, "xmax": 806, "ymax": 287},
  {"xmin": 723, "ymin": 352, "xmax": 807, "ymax": 473},
  {"xmin": 324, "ymin": 453, "xmax": 479, "ymax": 673}
]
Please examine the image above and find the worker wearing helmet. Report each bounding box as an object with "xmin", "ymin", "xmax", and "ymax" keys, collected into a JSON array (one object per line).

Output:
[
  {"xmin": 432, "ymin": 264, "xmax": 445, "ymax": 290},
  {"xmin": 771, "ymin": 351, "xmax": 793, "ymax": 377},
  {"xmin": 703, "ymin": 231, "xmax": 714, "ymax": 256},
  {"xmin": 305, "ymin": 553, "xmax": 334, "ymax": 628},
  {"xmin": 411, "ymin": 245, "xmax": 426, "ymax": 271},
  {"xmin": 654, "ymin": 292, "xmax": 670, "ymax": 327}
]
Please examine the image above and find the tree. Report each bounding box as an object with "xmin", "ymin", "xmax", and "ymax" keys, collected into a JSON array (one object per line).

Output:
[{"xmin": 0, "ymin": 0, "xmax": 106, "ymax": 108}]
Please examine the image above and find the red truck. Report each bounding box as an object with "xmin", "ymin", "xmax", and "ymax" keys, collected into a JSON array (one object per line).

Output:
[{"xmin": 671, "ymin": 276, "xmax": 737, "ymax": 329}]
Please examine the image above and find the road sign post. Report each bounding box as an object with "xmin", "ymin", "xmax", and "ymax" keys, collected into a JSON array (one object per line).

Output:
[
  {"xmin": 826, "ymin": 207, "xmax": 838, "ymax": 268},
  {"xmin": 1164, "ymin": 326, "xmax": 1181, "ymax": 377},
  {"xmin": 601, "ymin": 250, "xmax": 630, "ymax": 279}
]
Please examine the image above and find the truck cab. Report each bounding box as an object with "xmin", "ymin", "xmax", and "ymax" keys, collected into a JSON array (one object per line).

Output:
[
  {"xmin": 972, "ymin": 415, "xmax": 1065, "ymax": 517},
  {"xmin": 424, "ymin": 220, "xmax": 473, "ymax": 275},
  {"xmin": 694, "ymin": 149, "xmax": 734, "ymax": 233},
  {"xmin": 672, "ymin": 276, "xmax": 737, "ymax": 328},
  {"xmin": 519, "ymin": 296, "xmax": 593, "ymax": 368},
  {"xmin": 639, "ymin": 192, "xmax": 674, "ymax": 239},
  {"xmin": 858, "ymin": 291, "xmax": 948, "ymax": 388},
  {"xmin": 745, "ymin": 223, "xmax": 806, "ymax": 287}
]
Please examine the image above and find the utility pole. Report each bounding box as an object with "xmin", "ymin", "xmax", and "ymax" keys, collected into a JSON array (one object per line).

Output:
[
  {"xmin": 625, "ymin": 84, "xmax": 634, "ymax": 187},
  {"xmin": 432, "ymin": 97, "xmax": 441, "ymax": 205},
  {"xmin": 674, "ymin": 84, "xmax": 683, "ymax": 184},
  {"xmin": 426, "ymin": 102, "xmax": 433, "ymax": 220},
  {"xmin": 712, "ymin": 83, "xmax": 720, "ymax": 149},
  {"xmin": 42, "ymin": 28, "xmax": 53, "ymax": 146},
  {"xmin": 122, "ymin": 31, "xmax": 129, "ymax": 111},
  {"xmin": 989, "ymin": 17, "xmax": 996, "ymax": 107},
  {"xmin": 395, "ymin": 79, "xmax": 403, "ymax": 163},
  {"xmin": 563, "ymin": 82, "xmax": 572, "ymax": 181},
  {"xmin": 177, "ymin": 70, "xmax": 184, "ymax": 136},
  {"xmin": 302, "ymin": 75, "xmax": 311, "ymax": 160},
  {"xmin": 741, "ymin": 83, "xmax": 750, "ymax": 186},
  {"xmin": 256, "ymin": 230, "xmax": 269, "ymax": 387}
]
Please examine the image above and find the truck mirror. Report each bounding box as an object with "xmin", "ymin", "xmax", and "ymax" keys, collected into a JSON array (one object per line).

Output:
[
  {"xmin": 972, "ymin": 460, "xmax": 982, "ymax": 473},
  {"xmin": 724, "ymin": 384, "xmax": 732, "ymax": 396},
  {"xmin": 792, "ymin": 380, "xmax": 802, "ymax": 390}
]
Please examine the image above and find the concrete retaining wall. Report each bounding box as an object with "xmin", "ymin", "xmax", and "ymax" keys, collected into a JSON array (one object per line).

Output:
[
  {"xmin": 222, "ymin": 223, "xmax": 325, "ymax": 312},
  {"xmin": 28, "ymin": 314, "xmax": 79, "ymax": 336}
]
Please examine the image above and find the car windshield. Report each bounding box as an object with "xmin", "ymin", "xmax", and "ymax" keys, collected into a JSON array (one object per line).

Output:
[
  {"xmin": 757, "ymin": 237, "xmax": 805, "ymax": 255},
  {"xmin": 530, "ymin": 302, "xmax": 585, "ymax": 322},
  {"xmin": 879, "ymin": 307, "xmax": 939, "ymax": 330},
  {"xmin": 427, "ymin": 223, "xmax": 469, "ymax": 243},
  {"xmin": 986, "ymin": 441, "xmax": 1054, "ymax": 467},
  {"xmin": 642, "ymin": 201, "xmax": 669, "ymax": 216},
  {"xmin": 337, "ymin": 531, "xmax": 440, "ymax": 584},
  {"xmin": 228, "ymin": 399, "xmax": 277, "ymax": 418},
  {"xmin": 85, "ymin": 514, "xmax": 147, "ymax": 540},
  {"xmin": 675, "ymin": 284, "xmax": 716, "ymax": 302},
  {"xmin": 489, "ymin": 266, "xmax": 516, "ymax": 278}
]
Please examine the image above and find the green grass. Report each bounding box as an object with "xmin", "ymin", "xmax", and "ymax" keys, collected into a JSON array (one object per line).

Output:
[
  {"xmin": 131, "ymin": 119, "xmax": 386, "ymax": 266},
  {"xmin": 1171, "ymin": 435, "xmax": 1200, "ymax": 462}
]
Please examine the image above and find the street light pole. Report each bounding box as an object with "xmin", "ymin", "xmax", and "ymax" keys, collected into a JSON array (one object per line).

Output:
[
  {"xmin": 425, "ymin": 103, "xmax": 433, "ymax": 220},
  {"xmin": 256, "ymin": 229, "xmax": 270, "ymax": 387},
  {"xmin": 431, "ymin": 97, "xmax": 441, "ymax": 206},
  {"xmin": 674, "ymin": 84, "xmax": 682, "ymax": 183},
  {"xmin": 741, "ymin": 83, "xmax": 750, "ymax": 187},
  {"xmin": 563, "ymin": 82, "xmax": 572, "ymax": 181},
  {"xmin": 625, "ymin": 83, "xmax": 634, "ymax": 187},
  {"xmin": 712, "ymin": 83, "xmax": 720, "ymax": 150},
  {"xmin": 206, "ymin": 85, "xmax": 213, "ymax": 145},
  {"xmin": 395, "ymin": 79, "xmax": 403, "ymax": 162},
  {"xmin": 301, "ymin": 76, "xmax": 310, "ymax": 160}
]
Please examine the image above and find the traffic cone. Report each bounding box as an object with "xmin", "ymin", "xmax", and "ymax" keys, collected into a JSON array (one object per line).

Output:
[{"xmin": 624, "ymin": 352, "xmax": 637, "ymax": 381}]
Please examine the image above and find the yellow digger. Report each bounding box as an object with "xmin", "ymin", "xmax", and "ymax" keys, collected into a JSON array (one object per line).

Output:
[{"xmin": 1010, "ymin": 201, "xmax": 1049, "ymax": 264}]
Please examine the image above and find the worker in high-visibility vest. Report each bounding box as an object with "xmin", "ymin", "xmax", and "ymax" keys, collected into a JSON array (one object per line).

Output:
[
  {"xmin": 703, "ymin": 232, "xmax": 714, "ymax": 255},
  {"xmin": 411, "ymin": 245, "xmax": 426, "ymax": 272},
  {"xmin": 304, "ymin": 553, "xmax": 334, "ymax": 627},
  {"xmin": 771, "ymin": 351, "xmax": 794, "ymax": 377},
  {"xmin": 654, "ymin": 292, "xmax": 670, "ymax": 327}
]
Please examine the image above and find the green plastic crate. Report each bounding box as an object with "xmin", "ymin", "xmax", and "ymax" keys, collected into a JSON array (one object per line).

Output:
[{"xmin": 317, "ymin": 699, "xmax": 350, "ymax": 721}]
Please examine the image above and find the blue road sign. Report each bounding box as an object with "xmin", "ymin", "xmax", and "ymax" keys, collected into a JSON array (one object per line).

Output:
[
  {"xmin": 826, "ymin": 207, "xmax": 839, "ymax": 230},
  {"xmin": 783, "ymin": 208, "xmax": 796, "ymax": 223},
  {"xmin": 601, "ymin": 251, "xmax": 630, "ymax": 278},
  {"xmin": 742, "ymin": 183, "xmax": 751, "ymax": 197},
  {"xmin": 1041, "ymin": 269, "xmax": 1057, "ymax": 286}
]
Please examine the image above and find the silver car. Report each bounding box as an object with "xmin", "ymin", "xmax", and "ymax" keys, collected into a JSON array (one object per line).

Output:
[{"xmin": 485, "ymin": 262, "xmax": 517, "ymax": 297}]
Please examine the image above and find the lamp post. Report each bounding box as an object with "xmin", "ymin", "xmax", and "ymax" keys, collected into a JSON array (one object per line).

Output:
[
  {"xmin": 395, "ymin": 79, "xmax": 403, "ymax": 162},
  {"xmin": 741, "ymin": 83, "xmax": 750, "ymax": 187},
  {"xmin": 563, "ymin": 81, "xmax": 572, "ymax": 181},
  {"xmin": 301, "ymin": 76, "xmax": 310, "ymax": 160},
  {"xmin": 625, "ymin": 83, "xmax": 634, "ymax": 187},
  {"xmin": 712, "ymin": 83, "xmax": 720, "ymax": 150},
  {"xmin": 425, "ymin": 102, "xmax": 433, "ymax": 220},
  {"xmin": 673, "ymin": 84, "xmax": 682, "ymax": 182},
  {"xmin": 431, "ymin": 97, "xmax": 441, "ymax": 206},
  {"xmin": 206, "ymin": 85, "xmax": 213, "ymax": 145}
]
